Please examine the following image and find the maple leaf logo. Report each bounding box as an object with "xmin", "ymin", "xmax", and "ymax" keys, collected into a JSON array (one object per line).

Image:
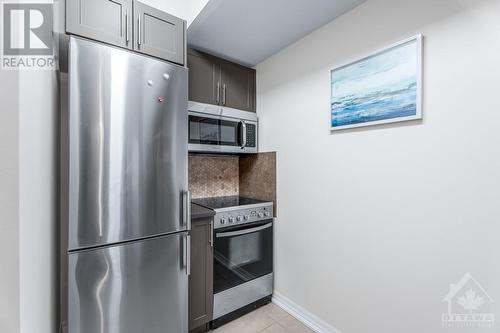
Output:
[{"xmin": 457, "ymin": 289, "xmax": 485, "ymax": 312}]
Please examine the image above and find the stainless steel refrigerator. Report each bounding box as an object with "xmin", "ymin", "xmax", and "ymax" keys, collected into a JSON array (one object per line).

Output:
[{"xmin": 62, "ymin": 37, "xmax": 190, "ymax": 333}]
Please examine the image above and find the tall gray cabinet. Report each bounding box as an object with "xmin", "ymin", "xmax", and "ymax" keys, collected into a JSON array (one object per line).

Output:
[
  {"xmin": 66, "ymin": 0, "xmax": 185, "ymax": 65},
  {"xmin": 188, "ymin": 49, "xmax": 256, "ymax": 112}
]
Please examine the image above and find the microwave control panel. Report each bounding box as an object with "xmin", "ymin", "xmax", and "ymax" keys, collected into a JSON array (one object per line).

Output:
[{"xmin": 246, "ymin": 124, "xmax": 256, "ymax": 148}]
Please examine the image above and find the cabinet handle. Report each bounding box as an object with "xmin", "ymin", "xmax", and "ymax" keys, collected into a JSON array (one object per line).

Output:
[
  {"xmin": 216, "ymin": 82, "xmax": 220, "ymax": 104},
  {"xmin": 125, "ymin": 10, "xmax": 129, "ymax": 43},
  {"xmin": 222, "ymin": 84, "xmax": 226, "ymax": 105},
  {"xmin": 137, "ymin": 16, "xmax": 141, "ymax": 46},
  {"xmin": 209, "ymin": 220, "xmax": 213, "ymax": 247}
]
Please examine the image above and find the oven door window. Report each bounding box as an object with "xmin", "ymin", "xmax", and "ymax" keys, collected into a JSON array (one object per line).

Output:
[{"xmin": 213, "ymin": 221, "xmax": 273, "ymax": 294}]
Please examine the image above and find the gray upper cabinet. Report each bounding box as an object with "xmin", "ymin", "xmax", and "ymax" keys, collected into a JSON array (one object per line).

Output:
[
  {"xmin": 187, "ymin": 49, "xmax": 219, "ymax": 105},
  {"xmin": 220, "ymin": 60, "xmax": 255, "ymax": 112},
  {"xmin": 133, "ymin": 1, "xmax": 185, "ymax": 65},
  {"xmin": 66, "ymin": 0, "xmax": 132, "ymax": 49},
  {"xmin": 65, "ymin": 0, "xmax": 185, "ymax": 65},
  {"xmin": 187, "ymin": 49, "xmax": 256, "ymax": 112}
]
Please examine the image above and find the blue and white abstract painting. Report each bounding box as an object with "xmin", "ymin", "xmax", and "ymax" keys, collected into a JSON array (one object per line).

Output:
[{"xmin": 331, "ymin": 36, "xmax": 422, "ymax": 130}]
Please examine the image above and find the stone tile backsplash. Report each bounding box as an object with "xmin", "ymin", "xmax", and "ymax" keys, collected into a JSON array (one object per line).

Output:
[
  {"xmin": 239, "ymin": 152, "xmax": 277, "ymax": 214},
  {"xmin": 188, "ymin": 155, "xmax": 239, "ymax": 199}
]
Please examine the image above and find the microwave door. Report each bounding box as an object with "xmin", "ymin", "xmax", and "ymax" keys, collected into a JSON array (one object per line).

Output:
[
  {"xmin": 219, "ymin": 119, "xmax": 240, "ymax": 148},
  {"xmin": 189, "ymin": 115, "xmax": 220, "ymax": 146},
  {"xmin": 188, "ymin": 114, "xmax": 243, "ymax": 153}
]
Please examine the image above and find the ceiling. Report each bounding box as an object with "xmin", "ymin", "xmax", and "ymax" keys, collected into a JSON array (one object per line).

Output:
[{"xmin": 187, "ymin": 0, "xmax": 367, "ymax": 66}]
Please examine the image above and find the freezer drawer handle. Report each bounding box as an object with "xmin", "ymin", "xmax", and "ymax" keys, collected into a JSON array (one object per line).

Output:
[{"xmin": 183, "ymin": 234, "xmax": 191, "ymax": 276}]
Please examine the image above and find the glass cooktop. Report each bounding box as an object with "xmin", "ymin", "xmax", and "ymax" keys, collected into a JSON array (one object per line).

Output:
[{"xmin": 192, "ymin": 196, "xmax": 270, "ymax": 210}]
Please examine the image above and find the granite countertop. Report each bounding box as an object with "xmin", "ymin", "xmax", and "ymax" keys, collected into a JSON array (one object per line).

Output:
[{"xmin": 191, "ymin": 203, "xmax": 215, "ymax": 220}]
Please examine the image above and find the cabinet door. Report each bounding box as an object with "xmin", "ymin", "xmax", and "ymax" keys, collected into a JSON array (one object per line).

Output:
[
  {"xmin": 66, "ymin": 0, "xmax": 132, "ymax": 49},
  {"xmin": 188, "ymin": 49, "xmax": 220, "ymax": 105},
  {"xmin": 134, "ymin": 0, "xmax": 185, "ymax": 65},
  {"xmin": 189, "ymin": 218, "xmax": 214, "ymax": 331},
  {"xmin": 220, "ymin": 60, "xmax": 256, "ymax": 112}
]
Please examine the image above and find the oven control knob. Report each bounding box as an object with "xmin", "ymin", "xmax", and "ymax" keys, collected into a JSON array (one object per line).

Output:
[
  {"xmin": 258, "ymin": 212, "xmax": 264, "ymax": 218},
  {"xmin": 228, "ymin": 217, "xmax": 235, "ymax": 223},
  {"xmin": 220, "ymin": 218, "xmax": 226, "ymax": 225},
  {"xmin": 236, "ymin": 216, "xmax": 243, "ymax": 222},
  {"xmin": 244, "ymin": 215, "xmax": 250, "ymax": 220},
  {"xmin": 265, "ymin": 212, "xmax": 271, "ymax": 217}
]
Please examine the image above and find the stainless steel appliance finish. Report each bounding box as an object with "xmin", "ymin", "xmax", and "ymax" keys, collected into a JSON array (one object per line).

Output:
[
  {"xmin": 213, "ymin": 273, "xmax": 273, "ymax": 319},
  {"xmin": 188, "ymin": 101, "xmax": 258, "ymax": 154},
  {"xmin": 64, "ymin": 37, "xmax": 190, "ymax": 333},
  {"xmin": 192, "ymin": 196, "xmax": 273, "ymax": 229},
  {"xmin": 68, "ymin": 37, "xmax": 189, "ymax": 250},
  {"xmin": 192, "ymin": 196, "xmax": 274, "ymax": 321},
  {"xmin": 68, "ymin": 233, "xmax": 190, "ymax": 333}
]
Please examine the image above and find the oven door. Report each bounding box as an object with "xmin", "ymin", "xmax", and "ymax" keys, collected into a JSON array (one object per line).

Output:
[
  {"xmin": 188, "ymin": 113, "xmax": 244, "ymax": 153},
  {"xmin": 213, "ymin": 220, "xmax": 273, "ymax": 294}
]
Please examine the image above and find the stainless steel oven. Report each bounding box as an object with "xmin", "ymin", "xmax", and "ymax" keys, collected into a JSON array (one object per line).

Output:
[
  {"xmin": 213, "ymin": 220, "xmax": 273, "ymax": 322},
  {"xmin": 191, "ymin": 196, "xmax": 273, "ymax": 323},
  {"xmin": 214, "ymin": 219, "xmax": 273, "ymax": 295},
  {"xmin": 188, "ymin": 101, "xmax": 258, "ymax": 154}
]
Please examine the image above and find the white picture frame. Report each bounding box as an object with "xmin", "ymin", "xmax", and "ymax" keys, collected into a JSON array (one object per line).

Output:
[{"xmin": 330, "ymin": 34, "xmax": 423, "ymax": 131}]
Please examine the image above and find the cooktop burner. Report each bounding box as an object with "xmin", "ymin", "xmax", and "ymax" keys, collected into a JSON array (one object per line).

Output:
[{"xmin": 192, "ymin": 196, "xmax": 270, "ymax": 210}]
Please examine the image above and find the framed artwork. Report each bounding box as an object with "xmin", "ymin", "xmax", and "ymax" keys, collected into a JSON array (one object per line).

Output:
[{"xmin": 331, "ymin": 35, "xmax": 423, "ymax": 130}]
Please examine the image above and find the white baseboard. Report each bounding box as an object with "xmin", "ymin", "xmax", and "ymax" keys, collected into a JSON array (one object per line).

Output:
[{"xmin": 272, "ymin": 291, "xmax": 341, "ymax": 333}]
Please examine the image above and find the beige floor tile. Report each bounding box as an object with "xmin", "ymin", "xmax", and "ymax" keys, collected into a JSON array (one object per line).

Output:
[
  {"xmin": 210, "ymin": 303, "xmax": 314, "ymax": 333},
  {"xmin": 259, "ymin": 323, "xmax": 288, "ymax": 333},
  {"xmin": 213, "ymin": 308, "xmax": 274, "ymax": 333},
  {"xmin": 277, "ymin": 314, "xmax": 314, "ymax": 333},
  {"xmin": 257, "ymin": 303, "xmax": 290, "ymax": 322}
]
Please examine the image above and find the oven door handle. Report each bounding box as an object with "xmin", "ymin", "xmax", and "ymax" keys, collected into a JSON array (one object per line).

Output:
[{"xmin": 216, "ymin": 222, "xmax": 272, "ymax": 238}]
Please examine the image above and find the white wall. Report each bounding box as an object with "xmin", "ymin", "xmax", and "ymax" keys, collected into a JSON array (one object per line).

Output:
[
  {"xmin": 256, "ymin": 0, "xmax": 500, "ymax": 332},
  {"xmin": 0, "ymin": 67, "xmax": 20, "ymax": 333},
  {"xmin": 0, "ymin": 8, "xmax": 20, "ymax": 331},
  {"xmin": 18, "ymin": 69, "xmax": 58, "ymax": 333},
  {"xmin": 1, "ymin": 1, "xmax": 208, "ymax": 332}
]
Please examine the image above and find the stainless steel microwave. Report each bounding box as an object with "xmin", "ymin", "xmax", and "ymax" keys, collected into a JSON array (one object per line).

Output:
[{"xmin": 188, "ymin": 101, "xmax": 258, "ymax": 154}]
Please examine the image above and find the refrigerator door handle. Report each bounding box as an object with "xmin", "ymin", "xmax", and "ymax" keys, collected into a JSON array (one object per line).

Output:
[{"xmin": 183, "ymin": 191, "xmax": 191, "ymax": 230}]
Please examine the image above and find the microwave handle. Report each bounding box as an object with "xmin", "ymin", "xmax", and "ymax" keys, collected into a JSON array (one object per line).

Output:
[{"xmin": 240, "ymin": 121, "xmax": 247, "ymax": 149}]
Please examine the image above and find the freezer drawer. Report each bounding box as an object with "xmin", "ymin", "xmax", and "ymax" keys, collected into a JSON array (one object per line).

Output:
[
  {"xmin": 68, "ymin": 37, "xmax": 188, "ymax": 250},
  {"xmin": 68, "ymin": 232, "xmax": 189, "ymax": 333}
]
